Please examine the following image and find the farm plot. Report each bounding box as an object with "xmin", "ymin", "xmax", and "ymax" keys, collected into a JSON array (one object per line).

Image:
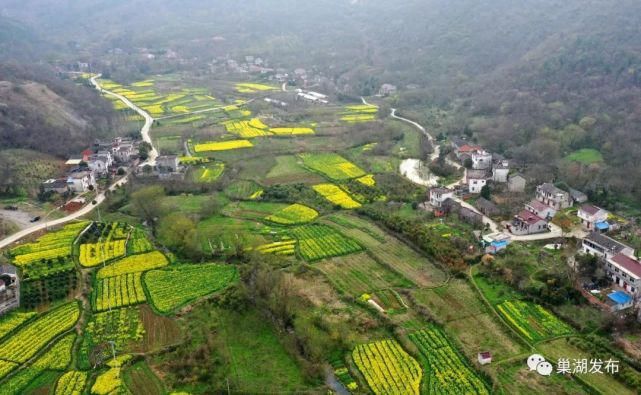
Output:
[
  {"xmin": 193, "ymin": 139, "xmax": 253, "ymax": 152},
  {"xmin": 256, "ymin": 240, "xmax": 296, "ymax": 256},
  {"xmin": 93, "ymin": 273, "xmax": 146, "ymax": 312},
  {"xmin": 300, "ymin": 153, "xmax": 366, "ymax": 180},
  {"xmin": 0, "ymin": 360, "xmax": 17, "ymax": 381},
  {"xmin": 144, "ymin": 264, "xmax": 238, "ymax": 313},
  {"xmin": 317, "ymin": 253, "xmax": 412, "ymax": 296},
  {"xmin": 368, "ymin": 242, "xmax": 448, "ymax": 288},
  {"xmin": 352, "ymin": 339, "xmax": 422, "ymax": 395},
  {"xmin": 270, "ymin": 127, "xmax": 315, "ymax": 135},
  {"xmin": 224, "ymin": 180, "xmax": 263, "ymax": 200},
  {"xmin": 0, "ymin": 302, "xmax": 79, "ymax": 363},
  {"xmin": 313, "ymin": 184, "xmax": 362, "ymax": 209},
  {"xmin": 10, "ymin": 221, "xmax": 89, "ymax": 278},
  {"xmin": 2, "ymin": 333, "xmax": 76, "ymax": 394},
  {"xmin": 222, "ymin": 201, "xmax": 289, "ymax": 222},
  {"xmin": 411, "ymin": 279, "xmax": 488, "ymax": 322},
  {"xmin": 265, "ymin": 204, "xmax": 318, "ymax": 225},
  {"xmin": 356, "ymin": 174, "xmax": 376, "ymax": 186},
  {"xmin": 190, "ymin": 161, "xmax": 225, "ymax": 183},
  {"xmin": 290, "ymin": 224, "xmax": 363, "ymax": 261},
  {"xmin": 79, "ymin": 240, "xmax": 127, "ymax": 267},
  {"xmin": 409, "ymin": 327, "xmax": 489, "ymax": 394},
  {"xmin": 235, "ymin": 83, "xmax": 278, "ymax": 93},
  {"xmin": 223, "ymin": 118, "xmax": 271, "ymax": 138},
  {"xmin": 55, "ymin": 371, "xmax": 89, "ymax": 395},
  {"xmin": 97, "ymin": 251, "xmax": 169, "ymax": 279},
  {"xmin": 340, "ymin": 104, "xmax": 378, "ymax": 123},
  {"xmin": 128, "ymin": 228, "xmax": 154, "ymax": 254},
  {"xmin": 81, "ymin": 307, "xmax": 144, "ymax": 364},
  {"xmin": 0, "ymin": 312, "xmax": 36, "ymax": 340},
  {"xmin": 372, "ymin": 289, "xmax": 407, "ymax": 313},
  {"xmin": 496, "ymin": 300, "xmax": 573, "ymax": 342},
  {"xmin": 264, "ymin": 155, "xmax": 325, "ymax": 186}
]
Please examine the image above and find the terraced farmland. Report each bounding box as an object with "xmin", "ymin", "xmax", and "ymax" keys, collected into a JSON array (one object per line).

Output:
[{"xmin": 290, "ymin": 224, "xmax": 363, "ymax": 261}]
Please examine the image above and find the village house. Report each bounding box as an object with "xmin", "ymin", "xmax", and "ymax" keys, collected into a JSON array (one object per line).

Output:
[
  {"xmin": 458, "ymin": 206, "xmax": 483, "ymax": 226},
  {"xmin": 606, "ymin": 254, "xmax": 641, "ymax": 295},
  {"xmin": 41, "ymin": 179, "xmax": 69, "ymax": 194},
  {"xmin": 114, "ymin": 144, "xmax": 135, "ymax": 163},
  {"xmin": 429, "ymin": 188, "xmax": 455, "ymax": 208},
  {"xmin": 475, "ymin": 197, "xmax": 500, "ymax": 217},
  {"xmin": 570, "ymin": 188, "xmax": 588, "ymax": 204},
  {"xmin": 578, "ymin": 204, "xmax": 609, "ymax": 231},
  {"xmin": 466, "ymin": 170, "xmax": 490, "ymax": 194},
  {"xmin": 379, "ymin": 83, "xmax": 397, "ymax": 96},
  {"xmin": 88, "ymin": 151, "xmax": 113, "ymax": 176},
  {"xmin": 156, "ymin": 155, "xmax": 180, "ymax": 173},
  {"xmin": 536, "ymin": 183, "xmax": 572, "ymax": 210},
  {"xmin": 64, "ymin": 156, "xmax": 83, "ymax": 167},
  {"xmin": 507, "ymin": 174, "xmax": 526, "ymax": 193},
  {"xmin": 509, "ymin": 210, "xmax": 548, "ymax": 235},
  {"xmin": 606, "ymin": 291, "xmax": 634, "ymax": 312},
  {"xmin": 492, "ymin": 160, "xmax": 510, "ymax": 183},
  {"xmin": 455, "ymin": 144, "xmax": 483, "ymax": 160},
  {"xmin": 0, "ymin": 265, "xmax": 19, "ymax": 316},
  {"xmin": 581, "ymin": 232, "xmax": 635, "ymax": 260},
  {"xmin": 525, "ymin": 199, "xmax": 557, "ymax": 220},
  {"xmin": 482, "ymin": 232, "xmax": 512, "ymax": 254},
  {"xmin": 478, "ymin": 352, "xmax": 492, "ymax": 365},
  {"xmin": 471, "ymin": 149, "xmax": 493, "ymax": 170},
  {"xmin": 66, "ymin": 170, "xmax": 96, "ymax": 193}
]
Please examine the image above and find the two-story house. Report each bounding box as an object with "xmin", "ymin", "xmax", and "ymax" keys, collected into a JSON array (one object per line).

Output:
[
  {"xmin": 581, "ymin": 232, "xmax": 635, "ymax": 260},
  {"xmin": 471, "ymin": 150, "xmax": 493, "ymax": 170},
  {"xmin": 577, "ymin": 204, "xmax": 609, "ymax": 231},
  {"xmin": 536, "ymin": 183, "xmax": 572, "ymax": 210},
  {"xmin": 67, "ymin": 170, "xmax": 96, "ymax": 193},
  {"xmin": 114, "ymin": 144, "xmax": 134, "ymax": 163},
  {"xmin": 0, "ymin": 265, "xmax": 19, "ymax": 316},
  {"xmin": 156, "ymin": 155, "xmax": 180, "ymax": 173},
  {"xmin": 509, "ymin": 210, "xmax": 548, "ymax": 235},
  {"xmin": 466, "ymin": 170, "xmax": 490, "ymax": 194},
  {"xmin": 429, "ymin": 188, "xmax": 455, "ymax": 208},
  {"xmin": 525, "ymin": 199, "xmax": 557, "ymax": 220},
  {"xmin": 606, "ymin": 254, "xmax": 641, "ymax": 295},
  {"xmin": 88, "ymin": 151, "xmax": 113, "ymax": 176},
  {"xmin": 492, "ymin": 160, "xmax": 510, "ymax": 183}
]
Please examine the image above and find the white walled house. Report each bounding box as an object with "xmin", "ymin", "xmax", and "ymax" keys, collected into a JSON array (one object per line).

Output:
[
  {"xmin": 156, "ymin": 155, "xmax": 180, "ymax": 173},
  {"xmin": 466, "ymin": 170, "xmax": 489, "ymax": 194},
  {"xmin": 606, "ymin": 254, "xmax": 641, "ymax": 295},
  {"xmin": 578, "ymin": 204, "xmax": 609, "ymax": 231},
  {"xmin": 536, "ymin": 183, "xmax": 572, "ymax": 210},
  {"xmin": 525, "ymin": 199, "xmax": 557, "ymax": 220},
  {"xmin": 492, "ymin": 160, "xmax": 510, "ymax": 183},
  {"xmin": 509, "ymin": 210, "xmax": 548, "ymax": 236},
  {"xmin": 88, "ymin": 151, "xmax": 113, "ymax": 175},
  {"xmin": 67, "ymin": 171, "xmax": 96, "ymax": 193},
  {"xmin": 582, "ymin": 232, "xmax": 635, "ymax": 260},
  {"xmin": 429, "ymin": 188, "xmax": 455, "ymax": 208},
  {"xmin": 471, "ymin": 150, "xmax": 492, "ymax": 170}
]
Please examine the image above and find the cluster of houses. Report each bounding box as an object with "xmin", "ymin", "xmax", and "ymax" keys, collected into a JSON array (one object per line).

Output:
[
  {"xmin": 449, "ymin": 139, "xmax": 526, "ymax": 195},
  {"xmin": 581, "ymin": 231, "xmax": 641, "ymax": 311},
  {"xmin": 41, "ymin": 137, "xmax": 138, "ymax": 202},
  {"xmin": 295, "ymin": 89, "xmax": 329, "ymax": 105}
]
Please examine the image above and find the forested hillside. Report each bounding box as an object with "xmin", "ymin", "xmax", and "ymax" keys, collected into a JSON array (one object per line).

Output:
[{"xmin": 2, "ymin": 0, "xmax": 641, "ymax": 202}]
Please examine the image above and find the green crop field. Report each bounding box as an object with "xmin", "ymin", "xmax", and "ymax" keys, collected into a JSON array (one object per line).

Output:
[{"xmin": 565, "ymin": 148, "xmax": 604, "ymax": 165}]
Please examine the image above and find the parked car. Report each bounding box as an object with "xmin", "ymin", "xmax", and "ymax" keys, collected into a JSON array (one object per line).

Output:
[{"xmin": 30, "ymin": 216, "xmax": 41, "ymax": 223}]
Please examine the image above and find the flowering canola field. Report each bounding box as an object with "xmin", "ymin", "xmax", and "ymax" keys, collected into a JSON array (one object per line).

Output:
[
  {"xmin": 352, "ymin": 339, "xmax": 422, "ymax": 395},
  {"xmin": 265, "ymin": 204, "xmax": 319, "ymax": 225},
  {"xmin": 313, "ymin": 184, "xmax": 362, "ymax": 209},
  {"xmin": 497, "ymin": 300, "xmax": 573, "ymax": 341},
  {"xmin": 300, "ymin": 153, "xmax": 366, "ymax": 180},
  {"xmin": 290, "ymin": 224, "xmax": 362, "ymax": 261},
  {"xmin": 194, "ymin": 140, "xmax": 253, "ymax": 152},
  {"xmin": 409, "ymin": 327, "xmax": 489, "ymax": 394},
  {"xmin": 144, "ymin": 264, "xmax": 238, "ymax": 313}
]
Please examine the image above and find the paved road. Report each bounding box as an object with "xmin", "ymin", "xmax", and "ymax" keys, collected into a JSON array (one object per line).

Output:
[
  {"xmin": 90, "ymin": 75, "xmax": 157, "ymax": 165},
  {"xmin": 388, "ymin": 106, "xmax": 575, "ymax": 242},
  {"xmin": 0, "ymin": 78, "xmax": 154, "ymax": 250}
]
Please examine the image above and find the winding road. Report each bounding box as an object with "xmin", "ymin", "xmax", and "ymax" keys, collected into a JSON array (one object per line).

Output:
[
  {"xmin": 0, "ymin": 77, "xmax": 155, "ymax": 250},
  {"xmin": 388, "ymin": 106, "xmax": 572, "ymax": 241}
]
